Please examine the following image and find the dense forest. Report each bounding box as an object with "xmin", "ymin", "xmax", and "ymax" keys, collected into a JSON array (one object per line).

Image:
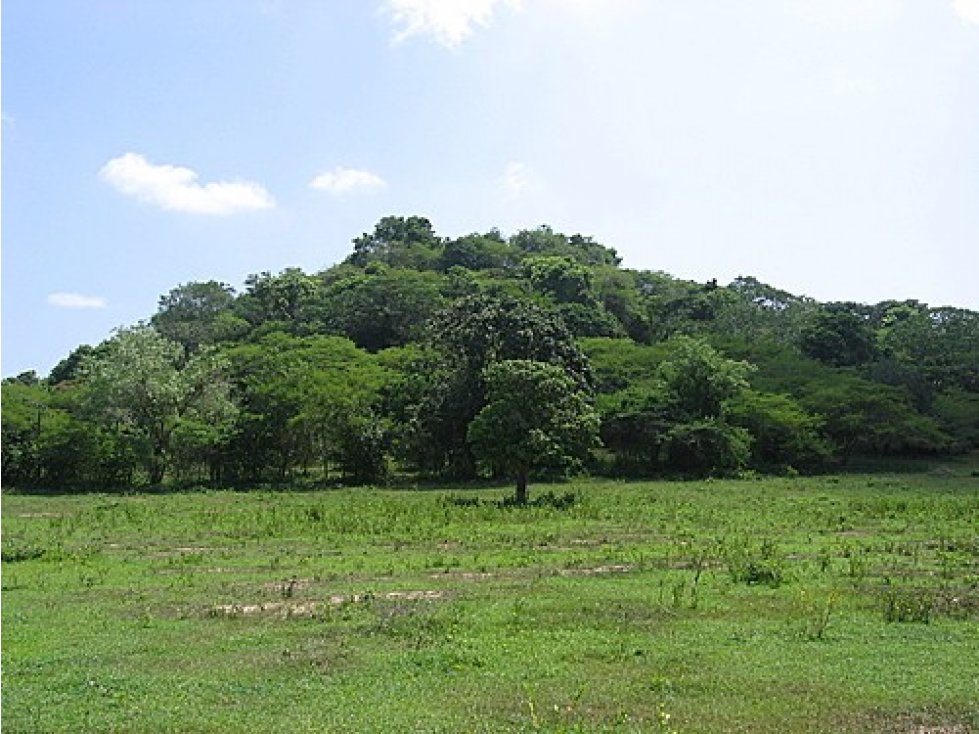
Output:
[{"xmin": 4, "ymin": 216, "xmax": 978, "ymax": 495}]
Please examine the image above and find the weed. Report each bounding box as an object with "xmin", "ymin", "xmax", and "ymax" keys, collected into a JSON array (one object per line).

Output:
[
  {"xmin": 1, "ymin": 543, "xmax": 47, "ymax": 563},
  {"xmin": 725, "ymin": 538, "xmax": 785, "ymax": 587},
  {"xmin": 498, "ymin": 490, "xmax": 578, "ymax": 510},
  {"xmin": 792, "ymin": 587, "xmax": 840, "ymax": 640},
  {"xmin": 879, "ymin": 584, "xmax": 934, "ymax": 623}
]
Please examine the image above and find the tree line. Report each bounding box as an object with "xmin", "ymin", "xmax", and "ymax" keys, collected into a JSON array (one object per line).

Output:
[{"xmin": 4, "ymin": 216, "xmax": 978, "ymax": 498}]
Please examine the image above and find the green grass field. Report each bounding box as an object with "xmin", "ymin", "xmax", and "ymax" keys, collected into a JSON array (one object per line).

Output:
[{"xmin": 3, "ymin": 470, "xmax": 978, "ymax": 733}]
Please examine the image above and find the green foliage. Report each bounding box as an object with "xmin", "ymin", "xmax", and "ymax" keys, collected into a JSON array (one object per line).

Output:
[
  {"xmin": 235, "ymin": 268, "xmax": 320, "ymax": 332},
  {"xmin": 468, "ymin": 360, "xmax": 600, "ymax": 502},
  {"xmin": 555, "ymin": 302, "xmax": 626, "ymax": 338},
  {"xmin": 348, "ymin": 215, "xmax": 442, "ymax": 269},
  {"xmin": 1, "ymin": 381, "xmax": 46, "ymax": 485},
  {"xmin": 655, "ymin": 336, "xmax": 754, "ymax": 420},
  {"xmin": 800, "ymin": 305, "xmax": 877, "ymax": 367},
  {"xmin": 725, "ymin": 276, "xmax": 818, "ymax": 346},
  {"xmin": 802, "ymin": 379, "xmax": 952, "ymax": 459},
  {"xmin": 523, "ymin": 255, "xmax": 593, "ymax": 304},
  {"xmin": 724, "ymin": 537, "xmax": 786, "ymax": 587},
  {"xmin": 593, "ymin": 338, "xmax": 756, "ymax": 476},
  {"xmin": 580, "ymin": 337, "xmax": 671, "ymax": 395},
  {"xmin": 408, "ymin": 293, "xmax": 593, "ymax": 478},
  {"xmin": 930, "ymin": 388, "xmax": 979, "ymax": 451},
  {"xmin": 661, "ymin": 418, "xmax": 752, "ymax": 476},
  {"xmin": 80, "ymin": 326, "xmax": 238, "ymax": 484},
  {"xmin": 151, "ymin": 280, "xmax": 244, "ymax": 353},
  {"xmin": 439, "ymin": 231, "xmax": 513, "ymax": 271},
  {"xmin": 319, "ymin": 266, "xmax": 445, "ymax": 351},
  {"xmin": 48, "ymin": 344, "xmax": 105, "ymax": 385},
  {"xmin": 879, "ymin": 585, "xmax": 935, "ymax": 624},
  {"xmin": 726, "ymin": 390, "xmax": 831, "ymax": 471},
  {"xmin": 5, "ymin": 215, "xmax": 978, "ymax": 490},
  {"xmin": 509, "ymin": 225, "xmax": 620, "ymax": 266},
  {"xmin": 222, "ymin": 334, "xmax": 390, "ymax": 483}
]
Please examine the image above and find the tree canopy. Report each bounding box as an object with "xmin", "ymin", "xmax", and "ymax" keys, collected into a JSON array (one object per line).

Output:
[{"xmin": 4, "ymin": 215, "xmax": 976, "ymax": 490}]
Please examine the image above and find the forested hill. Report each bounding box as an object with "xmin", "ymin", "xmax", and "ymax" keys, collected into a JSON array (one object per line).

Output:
[{"xmin": 4, "ymin": 215, "xmax": 978, "ymax": 491}]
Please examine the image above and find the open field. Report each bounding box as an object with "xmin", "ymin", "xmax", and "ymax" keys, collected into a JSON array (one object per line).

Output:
[{"xmin": 3, "ymin": 471, "xmax": 978, "ymax": 733}]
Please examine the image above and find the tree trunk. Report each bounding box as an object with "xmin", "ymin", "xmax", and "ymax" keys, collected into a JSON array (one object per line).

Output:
[
  {"xmin": 515, "ymin": 470, "xmax": 529, "ymax": 505},
  {"xmin": 149, "ymin": 460, "xmax": 166, "ymax": 486}
]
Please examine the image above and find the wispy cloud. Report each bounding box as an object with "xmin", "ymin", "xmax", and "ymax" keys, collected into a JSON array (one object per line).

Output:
[
  {"xmin": 48, "ymin": 292, "xmax": 108, "ymax": 310},
  {"xmin": 382, "ymin": 0, "xmax": 522, "ymax": 47},
  {"xmin": 952, "ymin": 0, "xmax": 979, "ymax": 24},
  {"xmin": 100, "ymin": 153, "xmax": 274, "ymax": 215},
  {"xmin": 501, "ymin": 161, "xmax": 532, "ymax": 194},
  {"xmin": 309, "ymin": 166, "xmax": 388, "ymax": 194}
]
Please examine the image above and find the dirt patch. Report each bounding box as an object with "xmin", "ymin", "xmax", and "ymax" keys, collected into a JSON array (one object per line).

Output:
[
  {"xmin": 209, "ymin": 601, "xmax": 322, "ymax": 618},
  {"xmin": 208, "ymin": 590, "xmax": 444, "ymax": 618},
  {"xmin": 558, "ymin": 564, "xmax": 634, "ymax": 577},
  {"xmin": 429, "ymin": 571, "xmax": 495, "ymax": 581},
  {"xmin": 860, "ymin": 708, "xmax": 975, "ymax": 734}
]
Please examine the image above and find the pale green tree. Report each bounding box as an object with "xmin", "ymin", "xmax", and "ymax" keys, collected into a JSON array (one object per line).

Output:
[{"xmin": 81, "ymin": 326, "xmax": 237, "ymax": 484}]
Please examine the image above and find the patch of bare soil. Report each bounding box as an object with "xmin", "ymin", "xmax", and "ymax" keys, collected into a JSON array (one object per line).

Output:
[
  {"xmin": 428, "ymin": 571, "xmax": 495, "ymax": 581},
  {"xmin": 207, "ymin": 590, "xmax": 444, "ymax": 618},
  {"xmin": 864, "ymin": 710, "xmax": 974, "ymax": 734},
  {"xmin": 558, "ymin": 564, "xmax": 634, "ymax": 577}
]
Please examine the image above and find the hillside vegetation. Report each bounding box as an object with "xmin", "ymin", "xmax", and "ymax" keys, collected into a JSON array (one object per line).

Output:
[{"xmin": 3, "ymin": 216, "xmax": 978, "ymax": 493}]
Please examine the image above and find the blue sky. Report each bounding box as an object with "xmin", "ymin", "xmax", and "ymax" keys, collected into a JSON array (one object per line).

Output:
[{"xmin": 3, "ymin": 0, "xmax": 978, "ymax": 377}]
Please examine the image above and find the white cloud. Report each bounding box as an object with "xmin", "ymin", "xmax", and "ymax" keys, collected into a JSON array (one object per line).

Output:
[
  {"xmin": 501, "ymin": 161, "xmax": 532, "ymax": 194},
  {"xmin": 100, "ymin": 153, "xmax": 274, "ymax": 215},
  {"xmin": 48, "ymin": 292, "xmax": 108, "ymax": 309},
  {"xmin": 952, "ymin": 0, "xmax": 979, "ymax": 24},
  {"xmin": 309, "ymin": 166, "xmax": 388, "ymax": 194},
  {"xmin": 382, "ymin": 0, "xmax": 522, "ymax": 47}
]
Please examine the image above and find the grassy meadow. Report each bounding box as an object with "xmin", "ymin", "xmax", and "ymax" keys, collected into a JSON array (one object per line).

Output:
[{"xmin": 2, "ymin": 469, "xmax": 978, "ymax": 733}]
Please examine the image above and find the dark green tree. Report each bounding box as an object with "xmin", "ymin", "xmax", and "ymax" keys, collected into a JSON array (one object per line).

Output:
[
  {"xmin": 151, "ymin": 280, "xmax": 246, "ymax": 353},
  {"xmin": 802, "ymin": 379, "xmax": 950, "ymax": 459},
  {"xmin": 320, "ymin": 266, "xmax": 445, "ymax": 351},
  {"xmin": 407, "ymin": 294, "xmax": 592, "ymax": 477},
  {"xmin": 800, "ymin": 305, "xmax": 877, "ymax": 367},
  {"xmin": 467, "ymin": 360, "xmax": 600, "ymax": 504},
  {"xmin": 348, "ymin": 215, "xmax": 442, "ymax": 269},
  {"xmin": 235, "ymin": 268, "xmax": 320, "ymax": 332},
  {"xmin": 439, "ymin": 231, "xmax": 513, "ymax": 271}
]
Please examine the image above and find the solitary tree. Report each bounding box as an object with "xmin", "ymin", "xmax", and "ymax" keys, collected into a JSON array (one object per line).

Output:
[
  {"xmin": 409, "ymin": 293, "xmax": 592, "ymax": 478},
  {"xmin": 467, "ymin": 360, "xmax": 600, "ymax": 504}
]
